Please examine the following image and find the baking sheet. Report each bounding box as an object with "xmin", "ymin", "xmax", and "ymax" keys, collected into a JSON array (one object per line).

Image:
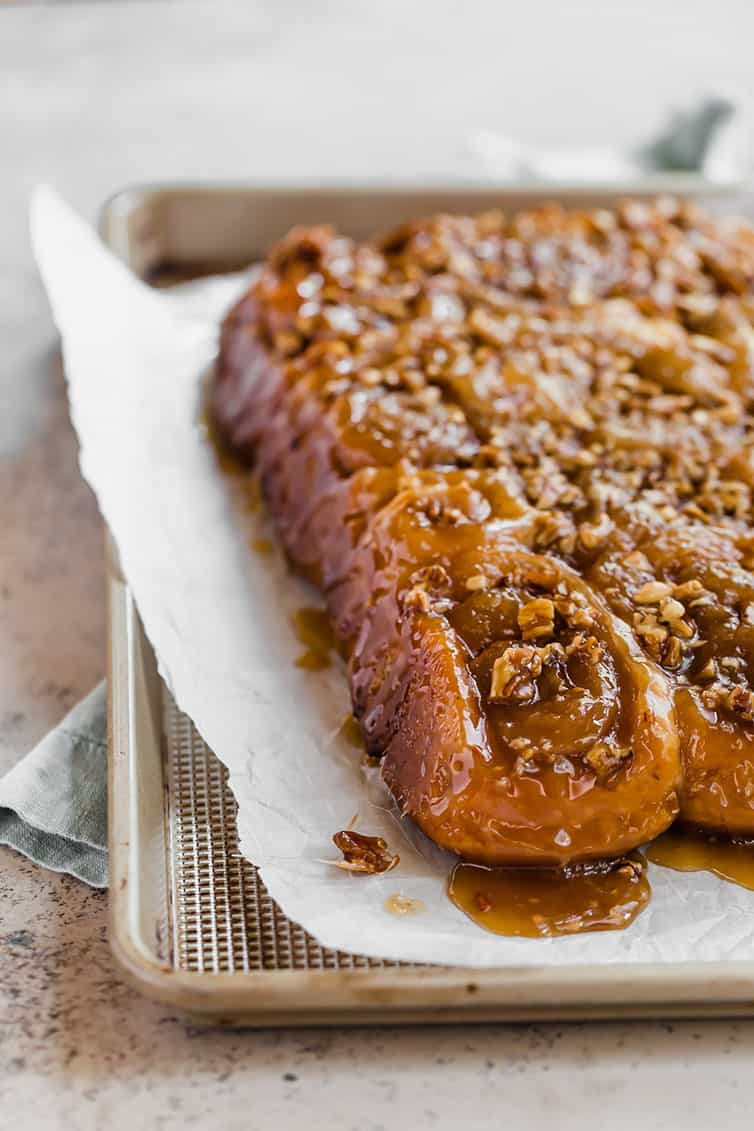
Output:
[{"xmin": 33, "ymin": 185, "xmax": 754, "ymax": 968}]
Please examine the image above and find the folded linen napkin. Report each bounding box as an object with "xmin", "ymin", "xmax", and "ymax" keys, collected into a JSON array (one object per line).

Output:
[
  {"xmin": 0, "ymin": 683, "xmax": 108, "ymax": 887},
  {"xmin": 4, "ymin": 89, "xmax": 748, "ymax": 890}
]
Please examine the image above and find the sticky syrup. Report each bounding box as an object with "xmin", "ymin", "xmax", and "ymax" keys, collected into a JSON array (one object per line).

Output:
[
  {"xmin": 292, "ymin": 606, "xmax": 335, "ymax": 670},
  {"xmin": 448, "ymin": 857, "xmax": 650, "ymax": 938},
  {"xmin": 339, "ymin": 714, "xmax": 364, "ymax": 749},
  {"xmin": 203, "ymin": 406, "xmax": 264, "ymax": 517},
  {"xmin": 202, "ymin": 408, "xmax": 247, "ymax": 478},
  {"xmin": 242, "ymin": 475, "xmax": 263, "ymax": 514},
  {"xmin": 646, "ymin": 827, "xmax": 754, "ymax": 891},
  {"xmin": 385, "ymin": 894, "xmax": 427, "ymax": 917},
  {"xmin": 294, "ymin": 651, "xmax": 330, "ymax": 671}
]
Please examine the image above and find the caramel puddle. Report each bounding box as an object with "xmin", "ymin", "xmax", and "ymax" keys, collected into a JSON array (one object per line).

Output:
[
  {"xmin": 646, "ymin": 827, "xmax": 754, "ymax": 891},
  {"xmin": 252, "ymin": 536, "xmax": 273, "ymax": 555},
  {"xmin": 448, "ymin": 856, "xmax": 650, "ymax": 938},
  {"xmin": 295, "ymin": 651, "xmax": 330, "ymax": 671},
  {"xmin": 202, "ymin": 408, "xmax": 247, "ymax": 478},
  {"xmin": 339, "ymin": 714, "xmax": 364, "ymax": 749},
  {"xmin": 242, "ymin": 475, "xmax": 263, "ymax": 514},
  {"xmin": 385, "ymin": 894, "xmax": 426, "ymax": 917},
  {"xmin": 292, "ymin": 606, "xmax": 335, "ymax": 671},
  {"xmin": 203, "ymin": 407, "xmax": 264, "ymax": 517}
]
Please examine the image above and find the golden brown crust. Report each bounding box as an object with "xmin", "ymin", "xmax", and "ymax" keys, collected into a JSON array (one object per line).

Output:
[{"xmin": 212, "ymin": 197, "xmax": 754, "ymax": 859}]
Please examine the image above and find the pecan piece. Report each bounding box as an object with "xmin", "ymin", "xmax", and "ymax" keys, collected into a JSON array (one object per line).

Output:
[
  {"xmin": 489, "ymin": 645, "xmax": 543, "ymax": 705},
  {"xmin": 332, "ymin": 830, "xmax": 399, "ymax": 874},
  {"xmin": 584, "ymin": 742, "xmax": 632, "ymax": 782},
  {"xmin": 517, "ymin": 597, "xmax": 555, "ymax": 641},
  {"xmin": 633, "ymin": 581, "xmax": 673, "ymax": 604}
]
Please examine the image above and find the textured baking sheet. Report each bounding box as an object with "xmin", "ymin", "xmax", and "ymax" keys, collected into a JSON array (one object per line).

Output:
[
  {"xmin": 94, "ymin": 182, "xmax": 754, "ymax": 1022},
  {"xmin": 164, "ymin": 685, "xmax": 401, "ymax": 974}
]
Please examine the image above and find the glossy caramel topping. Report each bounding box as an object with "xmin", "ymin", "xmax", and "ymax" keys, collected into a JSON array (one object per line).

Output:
[
  {"xmin": 212, "ymin": 197, "xmax": 754, "ymax": 886},
  {"xmin": 646, "ymin": 826, "xmax": 754, "ymax": 890},
  {"xmin": 448, "ymin": 857, "xmax": 650, "ymax": 937},
  {"xmin": 338, "ymin": 491, "xmax": 679, "ymax": 865}
]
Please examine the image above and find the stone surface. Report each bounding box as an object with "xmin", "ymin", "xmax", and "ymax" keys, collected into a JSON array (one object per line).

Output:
[{"xmin": 2, "ymin": 1, "xmax": 754, "ymax": 1126}]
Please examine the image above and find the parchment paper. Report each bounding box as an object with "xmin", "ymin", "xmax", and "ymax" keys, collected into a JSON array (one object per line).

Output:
[{"xmin": 31, "ymin": 186, "xmax": 754, "ymax": 966}]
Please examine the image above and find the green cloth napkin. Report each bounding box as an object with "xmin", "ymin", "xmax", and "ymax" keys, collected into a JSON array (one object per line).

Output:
[{"xmin": 0, "ymin": 683, "xmax": 108, "ymax": 887}]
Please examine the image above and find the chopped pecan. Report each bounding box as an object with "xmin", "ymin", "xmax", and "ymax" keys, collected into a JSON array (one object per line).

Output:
[
  {"xmin": 577, "ymin": 514, "xmax": 614, "ymax": 551},
  {"xmin": 662, "ymin": 636, "xmax": 684, "ymax": 669},
  {"xmin": 658, "ymin": 597, "xmax": 686, "ymax": 624},
  {"xmin": 465, "ymin": 573, "xmax": 489, "ymax": 591},
  {"xmin": 633, "ymin": 581, "xmax": 673, "ymax": 604},
  {"xmin": 584, "ymin": 742, "xmax": 632, "ymax": 781},
  {"xmin": 565, "ymin": 633, "xmax": 603, "ymax": 664},
  {"xmin": 401, "ymin": 586, "xmax": 431, "ymax": 613},
  {"xmin": 332, "ymin": 830, "xmax": 399, "ymax": 874},
  {"xmin": 489, "ymin": 645, "xmax": 543, "ymax": 705},
  {"xmin": 468, "ymin": 306, "xmax": 516, "ymax": 347},
  {"xmin": 727, "ymin": 686, "xmax": 754, "ymax": 722},
  {"xmin": 517, "ymin": 597, "xmax": 555, "ymax": 641},
  {"xmin": 696, "ymin": 658, "xmax": 717, "ymax": 682},
  {"xmin": 409, "ymin": 563, "xmax": 452, "ymax": 591}
]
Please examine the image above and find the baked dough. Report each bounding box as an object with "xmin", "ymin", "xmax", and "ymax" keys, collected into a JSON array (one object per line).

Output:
[{"xmin": 213, "ymin": 199, "xmax": 754, "ymax": 861}]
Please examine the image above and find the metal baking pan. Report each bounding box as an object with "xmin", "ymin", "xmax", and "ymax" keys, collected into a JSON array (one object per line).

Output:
[{"xmin": 104, "ymin": 182, "xmax": 754, "ymax": 1024}]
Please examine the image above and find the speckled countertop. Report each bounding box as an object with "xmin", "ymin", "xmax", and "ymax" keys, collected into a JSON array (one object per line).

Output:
[{"xmin": 3, "ymin": 2, "xmax": 754, "ymax": 1127}]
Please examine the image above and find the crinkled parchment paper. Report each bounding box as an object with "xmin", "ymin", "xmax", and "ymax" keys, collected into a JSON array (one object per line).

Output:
[{"xmin": 31, "ymin": 187, "xmax": 754, "ymax": 966}]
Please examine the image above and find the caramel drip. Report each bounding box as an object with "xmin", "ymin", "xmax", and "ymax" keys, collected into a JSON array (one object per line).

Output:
[
  {"xmin": 384, "ymin": 894, "xmax": 427, "ymax": 916},
  {"xmin": 292, "ymin": 606, "xmax": 335, "ymax": 670},
  {"xmin": 201, "ymin": 408, "xmax": 247, "ymax": 478},
  {"xmin": 646, "ymin": 827, "xmax": 754, "ymax": 891},
  {"xmin": 294, "ymin": 651, "xmax": 330, "ymax": 671},
  {"xmin": 251, "ymin": 537, "xmax": 273, "ymax": 555},
  {"xmin": 448, "ymin": 857, "xmax": 650, "ymax": 937},
  {"xmin": 339, "ymin": 714, "xmax": 365, "ymax": 749},
  {"xmin": 241, "ymin": 476, "xmax": 263, "ymax": 514}
]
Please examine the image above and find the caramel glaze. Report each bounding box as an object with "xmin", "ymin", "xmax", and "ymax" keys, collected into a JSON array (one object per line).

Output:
[
  {"xmin": 449, "ymin": 857, "xmax": 650, "ymax": 937},
  {"xmin": 385, "ymin": 894, "xmax": 427, "ymax": 916},
  {"xmin": 646, "ymin": 826, "xmax": 754, "ymax": 890},
  {"xmin": 339, "ymin": 714, "xmax": 365, "ymax": 749},
  {"xmin": 292, "ymin": 606, "xmax": 334, "ymax": 670},
  {"xmin": 211, "ymin": 199, "xmax": 754, "ymax": 881},
  {"xmin": 585, "ymin": 516, "xmax": 754, "ymax": 835},
  {"xmin": 329, "ymin": 487, "xmax": 678, "ymax": 865}
]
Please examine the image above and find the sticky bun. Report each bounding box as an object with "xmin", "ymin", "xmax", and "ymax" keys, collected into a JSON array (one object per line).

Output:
[{"xmin": 213, "ymin": 197, "xmax": 754, "ymax": 862}]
